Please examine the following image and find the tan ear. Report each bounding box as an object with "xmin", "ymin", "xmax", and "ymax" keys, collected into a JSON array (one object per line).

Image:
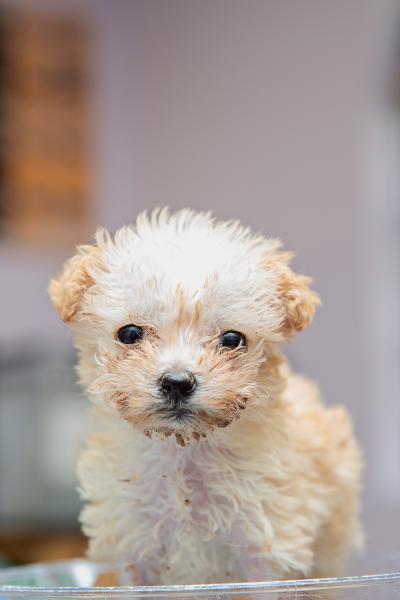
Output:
[
  {"xmin": 278, "ymin": 266, "xmax": 320, "ymax": 337},
  {"xmin": 48, "ymin": 244, "xmax": 101, "ymax": 323},
  {"xmin": 265, "ymin": 247, "xmax": 320, "ymax": 338}
]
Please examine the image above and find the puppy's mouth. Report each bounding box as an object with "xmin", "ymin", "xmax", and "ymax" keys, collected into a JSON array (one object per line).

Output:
[
  {"xmin": 156, "ymin": 406, "xmax": 195, "ymax": 424},
  {"xmin": 152, "ymin": 393, "xmax": 249, "ymax": 430},
  {"xmin": 111, "ymin": 389, "xmax": 250, "ymax": 445}
]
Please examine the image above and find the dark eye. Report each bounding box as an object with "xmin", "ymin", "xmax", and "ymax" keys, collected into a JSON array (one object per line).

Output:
[
  {"xmin": 220, "ymin": 330, "xmax": 246, "ymax": 350},
  {"xmin": 117, "ymin": 324, "xmax": 144, "ymax": 344}
]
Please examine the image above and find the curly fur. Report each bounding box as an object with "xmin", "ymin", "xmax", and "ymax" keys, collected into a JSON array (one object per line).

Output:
[{"xmin": 49, "ymin": 208, "xmax": 363, "ymax": 584}]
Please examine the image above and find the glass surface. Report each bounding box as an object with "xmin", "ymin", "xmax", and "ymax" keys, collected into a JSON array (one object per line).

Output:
[{"xmin": 0, "ymin": 556, "xmax": 399, "ymax": 599}]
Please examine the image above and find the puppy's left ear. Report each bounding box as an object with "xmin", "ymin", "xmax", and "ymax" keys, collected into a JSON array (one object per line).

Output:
[
  {"xmin": 278, "ymin": 267, "xmax": 320, "ymax": 337},
  {"xmin": 267, "ymin": 250, "xmax": 321, "ymax": 339},
  {"xmin": 48, "ymin": 242, "xmax": 103, "ymax": 324}
]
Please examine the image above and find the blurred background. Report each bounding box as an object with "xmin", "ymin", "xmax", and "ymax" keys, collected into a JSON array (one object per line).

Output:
[{"xmin": 0, "ymin": 0, "xmax": 399, "ymax": 567}]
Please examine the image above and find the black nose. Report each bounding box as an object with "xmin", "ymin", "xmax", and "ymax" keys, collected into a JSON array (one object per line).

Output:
[{"xmin": 159, "ymin": 371, "xmax": 197, "ymax": 405}]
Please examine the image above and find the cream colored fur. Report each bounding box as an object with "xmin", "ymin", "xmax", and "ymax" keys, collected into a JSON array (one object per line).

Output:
[{"xmin": 49, "ymin": 208, "xmax": 363, "ymax": 584}]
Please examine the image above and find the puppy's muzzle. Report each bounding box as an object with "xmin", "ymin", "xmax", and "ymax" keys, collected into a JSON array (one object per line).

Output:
[{"xmin": 159, "ymin": 371, "xmax": 197, "ymax": 408}]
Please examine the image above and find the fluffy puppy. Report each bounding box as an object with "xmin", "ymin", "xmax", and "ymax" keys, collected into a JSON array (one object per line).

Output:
[{"xmin": 49, "ymin": 209, "xmax": 362, "ymax": 585}]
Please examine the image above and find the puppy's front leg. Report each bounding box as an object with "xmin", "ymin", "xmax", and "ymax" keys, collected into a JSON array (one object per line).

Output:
[
  {"xmin": 239, "ymin": 551, "xmax": 280, "ymax": 582},
  {"xmin": 117, "ymin": 561, "xmax": 161, "ymax": 586},
  {"xmin": 94, "ymin": 561, "xmax": 156, "ymax": 586},
  {"xmin": 238, "ymin": 552, "xmax": 283, "ymax": 600}
]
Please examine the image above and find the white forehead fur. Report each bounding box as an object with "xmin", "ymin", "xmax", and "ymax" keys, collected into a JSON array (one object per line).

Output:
[{"xmin": 81, "ymin": 208, "xmax": 283, "ymax": 341}]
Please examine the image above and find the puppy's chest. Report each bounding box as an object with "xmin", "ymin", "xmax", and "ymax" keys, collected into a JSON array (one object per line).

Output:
[{"xmin": 129, "ymin": 438, "xmax": 263, "ymax": 548}]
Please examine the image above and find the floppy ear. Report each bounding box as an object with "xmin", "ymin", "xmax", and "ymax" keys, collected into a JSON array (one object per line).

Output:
[
  {"xmin": 48, "ymin": 244, "xmax": 101, "ymax": 324},
  {"xmin": 266, "ymin": 248, "xmax": 320, "ymax": 339},
  {"xmin": 277, "ymin": 266, "xmax": 320, "ymax": 337}
]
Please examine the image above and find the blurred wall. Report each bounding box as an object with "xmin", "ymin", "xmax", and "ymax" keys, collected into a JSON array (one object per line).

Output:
[{"xmin": 1, "ymin": 0, "xmax": 399, "ymax": 549}]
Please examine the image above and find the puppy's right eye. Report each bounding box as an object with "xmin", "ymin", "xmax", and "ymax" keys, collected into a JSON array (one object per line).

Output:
[{"xmin": 117, "ymin": 324, "xmax": 144, "ymax": 344}]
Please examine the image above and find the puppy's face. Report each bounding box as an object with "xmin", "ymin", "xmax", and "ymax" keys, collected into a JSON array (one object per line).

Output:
[{"xmin": 49, "ymin": 210, "xmax": 319, "ymax": 444}]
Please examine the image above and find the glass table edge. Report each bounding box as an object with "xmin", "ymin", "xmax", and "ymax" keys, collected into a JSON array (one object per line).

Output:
[{"xmin": 1, "ymin": 571, "xmax": 400, "ymax": 596}]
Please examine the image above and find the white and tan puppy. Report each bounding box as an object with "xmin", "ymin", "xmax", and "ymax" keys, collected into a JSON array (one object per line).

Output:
[{"xmin": 49, "ymin": 209, "xmax": 362, "ymax": 585}]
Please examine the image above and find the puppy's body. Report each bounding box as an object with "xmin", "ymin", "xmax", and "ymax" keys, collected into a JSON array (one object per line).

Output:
[
  {"xmin": 49, "ymin": 209, "xmax": 362, "ymax": 584},
  {"xmin": 79, "ymin": 370, "xmax": 361, "ymax": 584}
]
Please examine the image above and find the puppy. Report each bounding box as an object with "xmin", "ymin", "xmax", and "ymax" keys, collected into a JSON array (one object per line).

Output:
[{"xmin": 49, "ymin": 209, "xmax": 362, "ymax": 585}]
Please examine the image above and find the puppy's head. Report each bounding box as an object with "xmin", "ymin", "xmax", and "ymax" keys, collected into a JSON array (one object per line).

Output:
[{"xmin": 49, "ymin": 209, "xmax": 319, "ymax": 444}]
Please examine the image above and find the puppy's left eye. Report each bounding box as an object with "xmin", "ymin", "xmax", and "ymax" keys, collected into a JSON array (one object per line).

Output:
[
  {"xmin": 117, "ymin": 324, "xmax": 144, "ymax": 344},
  {"xmin": 220, "ymin": 330, "xmax": 246, "ymax": 350}
]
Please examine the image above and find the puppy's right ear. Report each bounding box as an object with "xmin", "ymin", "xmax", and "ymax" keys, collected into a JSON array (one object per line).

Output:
[{"xmin": 48, "ymin": 243, "xmax": 102, "ymax": 324}]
